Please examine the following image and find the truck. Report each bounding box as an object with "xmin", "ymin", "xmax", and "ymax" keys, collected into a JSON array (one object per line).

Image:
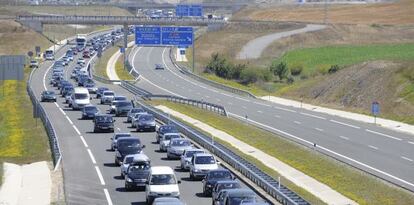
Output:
[
  {"xmin": 76, "ymin": 34, "xmax": 87, "ymax": 52},
  {"xmin": 44, "ymin": 49, "xmax": 54, "ymax": 60}
]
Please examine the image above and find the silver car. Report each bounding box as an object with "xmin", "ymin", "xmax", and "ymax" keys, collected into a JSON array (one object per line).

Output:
[
  {"xmin": 159, "ymin": 133, "xmax": 181, "ymax": 152},
  {"xmin": 110, "ymin": 133, "xmax": 132, "ymax": 151},
  {"xmin": 180, "ymin": 148, "xmax": 205, "ymax": 170},
  {"xmin": 127, "ymin": 107, "xmax": 146, "ymax": 123},
  {"xmin": 167, "ymin": 138, "xmax": 193, "ymax": 159},
  {"xmin": 100, "ymin": 90, "xmax": 115, "ymax": 104},
  {"xmin": 131, "ymin": 112, "xmax": 148, "ymax": 128},
  {"xmin": 152, "ymin": 197, "xmax": 185, "ymax": 205}
]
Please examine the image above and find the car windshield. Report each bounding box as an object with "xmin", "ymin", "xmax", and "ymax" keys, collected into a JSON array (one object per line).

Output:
[
  {"xmin": 75, "ymin": 93, "xmax": 88, "ymax": 99},
  {"xmin": 118, "ymin": 140, "xmax": 141, "ymax": 153},
  {"xmin": 114, "ymin": 96, "xmax": 127, "ymax": 101},
  {"xmin": 171, "ymin": 140, "xmax": 191, "ymax": 147},
  {"xmin": 104, "ymin": 92, "xmax": 114, "ymax": 96},
  {"xmin": 131, "ymin": 108, "xmax": 144, "ymax": 113},
  {"xmin": 96, "ymin": 116, "xmax": 113, "ymax": 122},
  {"xmin": 128, "ymin": 163, "xmax": 150, "ymax": 172},
  {"xmin": 185, "ymin": 150, "xmax": 203, "ymax": 158},
  {"xmin": 124, "ymin": 156, "xmax": 134, "ymax": 164},
  {"xmin": 209, "ymin": 171, "xmax": 232, "ymax": 180},
  {"xmin": 115, "ymin": 134, "xmax": 131, "ymax": 139},
  {"xmin": 195, "ymin": 156, "xmax": 215, "ymax": 164},
  {"xmin": 229, "ymin": 196, "xmax": 255, "ymax": 205},
  {"xmin": 44, "ymin": 91, "xmax": 54, "ymax": 95},
  {"xmin": 118, "ymin": 102, "xmax": 132, "ymax": 107},
  {"xmin": 150, "ymin": 174, "xmax": 176, "ymax": 185},
  {"xmin": 160, "ymin": 126, "xmax": 178, "ymax": 133},
  {"xmin": 217, "ymin": 183, "xmax": 241, "ymax": 192},
  {"xmin": 165, "ymin": 134, "xmax": 180, "ymax": 141},
  {"xmin": 140, "ymin": 115, "xmax": 154, "ymax": 121},
  {"xmin": 85, "ymin": 106, "xmax": 97, "ymax": 112}
]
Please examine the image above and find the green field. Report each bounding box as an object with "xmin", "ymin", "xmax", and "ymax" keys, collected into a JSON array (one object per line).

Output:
[
  {"xmin": 148, "ymin": 100, "xmax": 414, "ymax": 205},
  {"xmin": 278, "ymin": 43, "xmax": 414, "ymax": 75}
]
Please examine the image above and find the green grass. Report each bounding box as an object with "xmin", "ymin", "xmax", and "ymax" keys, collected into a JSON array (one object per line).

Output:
[
  {"xmin": 278, "ymin": 43, "xmax": 414, "ymax": 75},
  {"xmin": 115, "ymin": 51, "xmax": 134, "ymax": 81},
  {"xmin": 95, "ymin": 46, "xmax": 118, "ymax": 78},
  {"xmin": 147, "ymin": 100, "xmax": 414, "ymax": 205}
]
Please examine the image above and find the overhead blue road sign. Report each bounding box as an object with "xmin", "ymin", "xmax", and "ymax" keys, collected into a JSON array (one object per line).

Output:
[
  {"xmin": 189, "ymin": 5, "xmax": 203, "ymax": 17},
  {"xmin": 176, "ymin": 4, "xmax": 188, "ymax": 17},
  {"xmin": 176, "ymin": 4, "xmax": 203, "ymax": 17},
  {"xmin": 135, "ymin": 26, "xmax": 161, "ymax": 45},
  {"xmin": 161, "ymin": 27, "xmax": 193, "ymax": 46},
  {"xmin": 371, "ymin": 101, "xmax": 380, "ymax": 116}
]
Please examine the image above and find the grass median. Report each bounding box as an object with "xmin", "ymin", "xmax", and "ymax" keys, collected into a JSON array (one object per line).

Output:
[
  {"xmin": 147, "ymin": 99, "xmax": 414, "ymax": 205},
  {"xmin": 115, "ymin": 51, "xmax": 134, "ymax": 81}
]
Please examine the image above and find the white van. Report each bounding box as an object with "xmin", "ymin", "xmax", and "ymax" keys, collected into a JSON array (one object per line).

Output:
[
  {"xmin": 71, "ymin": 87, "xmax": 90, "ymax": 110},
  {"xmin": 146, "ymin": 166, "xmax": 181, "ymax": 204}
]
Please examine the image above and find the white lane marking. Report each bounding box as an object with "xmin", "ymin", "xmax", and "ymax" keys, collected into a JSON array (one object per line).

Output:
[
  {"xmin": 103, "ymin": 189, "xmax": 113, "ymax": 205},
  {"xmin": 242, "ymin": 106, "xmax": 247, "ymax": 109},
  {"xmin": 294, "ymin": 121, "xmax": 301, "ymax": 124},
  {"xmin": 116, "ymin": 127, "xmax": 121, "ymax": 131},
  {"xmin": 58, "ymin": 107, "xmax": 66, "ymax": 116},
  {"xmin": 72, "ymin": 125, "xmax": 81, "ymax": 135},
  {"xmin": 205, "ymin": 95, "xmax": 210, "ymax": 98},
  {"xmin": 330, "ymin": 120, "xmax": 360, "ymax": 129},
  {"xmin": 140, "ymin": 76, "xmax": 184, "ymax": 98},
  {"xmin": 409, "ymin": 141, "xmax": 414, "ymax": 145},
  {"xmin": 274, "ymin": 115, "xmax": 280, "ymax": 118},
  {"xmin": 130, "ymin": 47, "xmax": 142, "ymax": 74},
  {"xmin": 401, "ymin": 156, "xmax": 413, "ymax": 162},
  {"xmin": 220, "ymin": 92, "xmax": 233, "ymax": 98},
  {"xmin": 273, "ymin": 106, "xmax": 296, "ymax": 113},
  {"xmin": 315, "ymin": 128, "xmax": 324, "ymax": 132},
  {"xmin": 95, "ymin": 166, "xmax": 105, "ymax": 185},
  {"xmin": 257, "ymin": 110, "xmax": 263, "ymax": 113},
  {"xmin": 54, "ymin": 102, "xmax": 59, "ymax": 108},
  {"xmin": 254, "ymin": 102, "xmax": 271, "ymax": 107},
  {"xmin": 65, "ymin": 115, "xmax": 73, "ymax": 125},
  {"xmin": 300, "ymin": 112, "xmax": 326, "ymax": 120},
  {"xmin": 235, "ymin": 96, "xmax": 250, "ymax": 102},
  {"xmin": 79, "ymin": 135, "xmax": 88, "ymax": 147},
  {"xmin": 228, "ymin": 112, "xmax": 414, "ymax": 189},
  {"xmin": 339, "ymin": 136, "xmax": 349, "ymax": 140},
  {"xmin": 368, "ymin": 145, "xmax": 379, "ymax": 150},
  {"xmin": 365, "ymin": 129, "xmax": 402, "ymax": 141},
  {"xmin": 87, "ymin": 149, "xmax": 97, "ymax": 164}
]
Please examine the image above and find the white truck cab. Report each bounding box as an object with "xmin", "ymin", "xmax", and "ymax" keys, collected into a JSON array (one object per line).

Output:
[{"xmin": 71, "ymin": 87, "xmax": 90, "ymax": 110}]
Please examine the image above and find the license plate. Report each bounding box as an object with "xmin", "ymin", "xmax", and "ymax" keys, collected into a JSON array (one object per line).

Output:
[{"xmin": 145, "ymin": 126, "xmax": 150, "ymax": 128}]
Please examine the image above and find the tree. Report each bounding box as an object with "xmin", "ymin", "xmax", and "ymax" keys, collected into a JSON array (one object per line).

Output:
[{"xmin": 271, "ymin": 62, "xmax": 289, "ymax": 81}]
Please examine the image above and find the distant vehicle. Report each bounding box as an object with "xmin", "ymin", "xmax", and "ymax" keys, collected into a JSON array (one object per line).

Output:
[
  {"xmin": 71, "ymin": 87, "xmax": 90, "ymax": 110},
  {"xmin": 76, "ymin": 34, "xmax": 87, "ymax": 51},
  {"xmin": 155, "ymin": 64, "xmax": 164, "ymax": 70},
  {"xmin": 83, "ymin": 51, "xmax": 90, "ymax": 58},
  {"xmin": 83, "ymin": 79, "xmax": 97, "ymax": 93},
  {"xmin": 167, "ymin": 138, "xmax": 193, "ymax": 159},
  {"xmin": 152, "ymin": 197, "xmax": 185, "ymax": 205},
  {"xmin": 113, "ymin": 101, "xmax": 133, "ymax": 117},
  {"xmin": 202, "ymin": 169, "xmax": 234, "ymax": 196},
  {"xmin": 120, "ymin": 154, "xmax": 136, "ymax": 178},
  {"xmin": 29, "ymin": 60, "xmax": 39, "ymax": 68},
  {"xmin": 136, "ymin": 114, "xmax": 156, "ymax": 132},
  {"xmin": 221, "ymin": 189, "xmax": 258, "ymax": 205},
  {"xmin": 145, "ymin": 166, "xmax": 181, "ymax": 204},
  {"xmin": 127, "ymin": 107, "xmax": 146, "ymax": 123},
  {"xmin": 180, "ymin": 148, "xmax": 205, "ymax": 170},
  {"xmin": 159, "ymin": 133, "xmax": 181, "ymax": 152},
  {"xmin": 93, "ymin": 114, "xmax": 115, "ymax": 133},
  {"xmin": 115, "ymin": 137, "xmax": 145, "ymax": 165},
  {"xmin": 156, "ymin": 125, "xmax": 178, "ymax": 143},
  {"xmin": 41, "ymin": 91, "xmax": 56, "ymax": 102},
  {"xmin": 111, "ymin": 133, "xmax": 132, "ymax": 151},
  {"xmin": 77, "ymin": 58, "xmax": 86, "ymax": 65},
  {"xmin": 44, "ymin": 49, "xmax": 54, "ymax": 60},
  {"xmin": 61, "ymin": 84, "xmax": 74, "ymax": 97},
  {"xmin": 189, "ymin": 153, "xmax": 219, "ymax": 180},
  {"xmin": 81, "ymin": 105, "xmax": 100, "ymax": 119},
  {"xmin": 96, "ymin": 87, "xmax": 109, "ymax": 98},
  {"xmin": 101, "ymin": 90, "xmax": 115, "ymax": 104},
  {"xmin": 212, "ymin": 181, "xmax": 241, "ymax": 204},
  {"xmin": 124, "ymin": 154, "xmax": 151, "ymax": 190},
  {"xmin": 131, "ymin": 112, "xmax": 149, "ymax": 128}
]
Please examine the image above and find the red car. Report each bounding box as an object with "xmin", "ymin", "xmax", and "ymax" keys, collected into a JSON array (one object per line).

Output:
[{"xmin": 83, "ymin": 51, "xmax": 90, "ymax": 58}]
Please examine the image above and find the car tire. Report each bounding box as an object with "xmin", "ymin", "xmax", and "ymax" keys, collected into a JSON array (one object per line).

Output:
[
  {"xmin": 190, "ymin": 172, "xmax": 194, "ymax": 180},
  {"xmin": 121, "ymin": 172, "xmax": 124, "ymax": 179},
  {"xmin": 181, "ymin": 164, "xmax": 184, "ymax": 170}
]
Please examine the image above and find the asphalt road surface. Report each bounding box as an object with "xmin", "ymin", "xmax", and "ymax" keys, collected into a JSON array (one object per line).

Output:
[
  {"xmin": 130, "ymin": 46, "xmax": 414, "ymax": 192},
  {"xmin": 29, "ymin": 35, "xmax": 262, "ymax": 205}
]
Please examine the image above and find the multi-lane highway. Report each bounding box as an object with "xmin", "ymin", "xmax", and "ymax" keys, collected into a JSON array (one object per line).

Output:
[
  {"xmin": 129, "ymin": 46, "xmax": 414, "ymax": 191},
  {"xmin": 29, "ymin": 33, "xmax": 266, "ymax": 205}
]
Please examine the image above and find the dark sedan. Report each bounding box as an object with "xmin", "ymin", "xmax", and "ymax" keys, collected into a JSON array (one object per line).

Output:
[
  {"xmin": 203, "ymin": 169, "xmax": 235, "ymax": 196},
  {"xmin": 93, "ymin": 114, "xmax": 115, "ymax": 133},
  {"xmin": 41, "ymin": 91, "xmax": 57, "ymax": 102},
  {"xmin": 96, "ymin": 87, "xmax": 109, "ymax": 98},
  {"xmin": 81, "ymin": 105, "xmax": 100, "ymax": 119}
]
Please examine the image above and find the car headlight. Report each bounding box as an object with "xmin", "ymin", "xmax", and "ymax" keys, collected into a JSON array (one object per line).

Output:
[
  {"xmin": 116, "ymin": 152, "xmax": 121, "ymax": 157},
  {"xmin": 193, "ymin": 169, "xmax": 200, "ymax": 172},
  {"xmin": 171, "ymin": 191, "xmax": 180, "ymax": 196},
  {"xmin": 206, "ymin": 184, "xmax": 212, "ymax": 188},
  {"xmin": 126, "ymin": 177, "xmax": 133, "ymax": 182}
]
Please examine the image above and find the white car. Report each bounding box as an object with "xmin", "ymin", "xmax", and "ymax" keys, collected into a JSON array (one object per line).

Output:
[
  {"xmin": 71, "ymin": 87, "xmax": 90, "ymax": 110},
  {"xmin": 159, "ymin": 133, "xmax": 181, "ymax": 152},
  {"xmin": 131, "ymin": 112, "xmax": 148, "ymax": 128},
  {"xmin": 189, "ymin": 153, "xmax": 219, "ymax": 180},
  {"xmin": 120, "ymin": 154, "xmax": 136, "ymax": 178},
  {"xmin": 29, "ymin": 60, "xmax": 39, "ymax": 68},
  {"xmin": 180, "ymin": 148, "xmax": 205, "ymax": 170},
  {"xmin": 77, "ymin": 58, "xmax": 86, "ymax": 65},
  {"xmin": 145, "ymin": 166, "xmax": 181, "ymax": 204},
  {"xmin": 100, "ymin": 90, "xmax": 115, "ymax": 104}
]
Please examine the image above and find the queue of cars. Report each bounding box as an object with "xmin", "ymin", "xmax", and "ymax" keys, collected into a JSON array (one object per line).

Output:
[{"xmin": 39, "ymin": 30, "xmax": 268, "ymax": 205}]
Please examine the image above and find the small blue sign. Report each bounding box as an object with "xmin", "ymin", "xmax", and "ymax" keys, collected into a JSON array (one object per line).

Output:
[
  {"xmin": 176, "ymin": 4, "xmax": 203, "ymax": 17},
  {"xmin": 120, "ymin": 47, "xmax": 125, "ymax": 53},
  {"xmin": 371, "ymin": 101, "xmax": 380, "ymax": 116},
  {"xmin": 135, "ymin": 26, "xmax": 161, "ymax": 45},
  {"xmin": 161, "ymin": 27, "xmax": 193, "ymax": 46}
]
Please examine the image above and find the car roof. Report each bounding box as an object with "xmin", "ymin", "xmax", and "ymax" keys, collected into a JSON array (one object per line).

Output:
[
  {"xmin": 117, "ymin": 137, "xmax": 140, "ymax": 142},
  {"xmin": 74, "ymin": 87, "xmax": 89, "ymax": 93},
  {"xmin": 114, "ymin": 133, "xmax": 131, "ymax": 136},
  {"xmin": 184, "ymin": 148, "xmax": 204, "ymax": 152},
  {"xmin": 164, "ymin": 132, "xmax": 180, "ymax": 136},
  {"xmin": 194, "ymin": 153, "xmax": 214, "ymax": 157},
  {"xmin": 150, "ymin": 166, "xmax": 174, "ymax": 175},
  {"xmin": 171, "ymin": 138, "xmax": 188, "ymax": 142},
  {"xmin": 133, "ymin": 153, "xmax": 150, "ymax": 162},
  {"xmin": 225, "ymin": 188, "xmax": 255, "ymax": 197},
  {"xmin": 103, "ymin": 90, "xmax": 114, "ymax": 93},
  {"xmin": 153, "ymin": 197, "xmax": 181, "ymax": 202}
]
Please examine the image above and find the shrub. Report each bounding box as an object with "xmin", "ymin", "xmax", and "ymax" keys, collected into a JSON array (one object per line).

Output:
[
  {"xmin": 290, "ymin": 64, "xmax": 303, "ymax": 76},
  {"xmin": 300, "ymin": 73, "xmax": 309, "ymax": 80},
  {"xmin": 261, "ymin": 69, "xmax": 274, "ymax": 82},
  {"xmin": 287, "ymin": 75, "xmax": 295, "ymax": 84},
  {"xmin": 270, "ymin": 61, "xmax": 289, "ymax": 80},
  {"xmin": 328, "ymin": 65, "xmax": 340, "ymax": 74},
  {"xmin": 240, "ymin": 69, "xmax": 259, "ymax": 85}
]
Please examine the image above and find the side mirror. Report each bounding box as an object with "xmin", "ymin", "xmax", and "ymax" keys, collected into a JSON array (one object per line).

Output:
[
  {"xmin": 142, "ymin": 145, "xmax": 146, "ymax": 148},
  {"xmin": 110, "ymin": 137, "xmax": 113, "ymax": 140},
  {"xmin": 177, "ymin": 180, "xmax": 181, "ymax": 184}
]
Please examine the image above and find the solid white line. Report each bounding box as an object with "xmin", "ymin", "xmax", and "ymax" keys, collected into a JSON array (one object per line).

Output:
[
  {"xmin": 228, "ymin": 112, "xmax": 414, "ymax": 190},
  {"xmin": 274, "ymin": 115, "xmax": 280, "ymax": 118},
  {"xmin": 365, "ymin": 129, "xmax": 402, "ymax": 141},
  {"xmin": 330, "ymin": 120, "xmax": 360, "ymax": 129},
  {"xmin": 300, "ymin": 112, "xmax": 326, "ymax": 120},
  {"xmin": 54, "ymin": 102, "xmax": 59, "ymax": 108},
  {"xmin": 116, "ymin": 127, "xmax": 121, "ymax": 131},
  {"xmin": 294, "ymin": 121, "xmax": 301, "ymax": 124},
  {"xmin": 103, "ymin": 189, "xmax": 113, "ymax": 205},
  {"xmin": 242, "ymin": 106, "xmax": 247, "ymax": 109},
  {"xmin": 368, "ymin": 145, "xmax": 379, "ymax": 150},
  {"xmin": 315, "ymin": 128, "xmax": 324, "ymax": 132},
  {"xmin": 58, "ymin": 107, "xmax": 66, "ymax": 116},
  {"xmin": 409, "ymin": 141, "xmax": 414, "ymax": 145},
  {"xmin": 401, "ymin": 156, "xmax": 413, "ymax": 162},
  {"xmin": 257, "ymin": 110, "xmax": 263, "ymax": 113},
  {"xmin": 72, "ymin": 125, "xmax": 81, "ymax": 135},
  {"xmin": 65, "ymin": 116, "xmax": 73, "ymax": 125},
  {"xmin": 273, "ymin": 106, "xmax": 296, "ymax": 113},
  {"xmin": 206, "ymin": 95, "xmax": 210, "ymax": 98},
  {"xmin": 95, "ymin": 166, "xmax": 105, "ymax": 185},
  {"xmin": 254, "ymin": 102, "xmax": 271, "ymax": 107},
  {"xmin": 79, "ymin": 135, "xmax": 88, "ymax": 147},
  {"xmin": 235, "ymin": 96, "xmax": 250, "ymax": 102},
  {"xmin": 87, "ymin": 149, "xmax": 97, "ymax": 164},
  {"xmin": 220, "ymin": 92, "xmax": 233, "ymax": 98},
  {"xmin": 339, "ymin": 136, "xmax": 349, "ymax": 140}
]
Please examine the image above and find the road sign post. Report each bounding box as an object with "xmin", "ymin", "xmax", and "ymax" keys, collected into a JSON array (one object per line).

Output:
[{"xmin": 371, "ymin": 101, "xmax": 380, "ymax": 124}]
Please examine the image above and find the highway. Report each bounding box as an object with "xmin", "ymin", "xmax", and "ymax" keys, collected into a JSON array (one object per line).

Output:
[
  {"xmin": 29, "ymin": 33, "xmax": 264, "ymax": 205},
  {"xmin": 129, "ymin": 46, "xmax": 414, "ymax": 192}
]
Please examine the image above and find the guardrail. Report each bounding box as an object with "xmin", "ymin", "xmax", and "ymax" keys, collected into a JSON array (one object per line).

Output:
[
  {"xmin": 168, "ymin": 49, "xmax": 256, "ymax": 99},
  {"xmin": 143, "ymin": 94, "xmax": 228, "ymax": 116},
  {"xmin": 136, "ymin": 101, "xmax": 310, "ymax": 205},
  {"xmin": 119, "ymin": 80, "xmax": 152, "ymax": 96}
]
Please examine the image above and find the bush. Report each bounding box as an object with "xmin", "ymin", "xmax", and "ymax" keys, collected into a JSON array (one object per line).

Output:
[
  {"xmin": 290, "ymin": 64, "xmax": 303, "ymax": 76},
  {"xmin": 270, "ymin": 61, "xmax": 289, "ymax": 80},
  {"xmin": 240, "ymin": 69, "xmax": 259, "ymax": 85},
  {"xmin": 205, "ymin": 53, "xmax": 246, "ymax": 80},
  {"xmin": 317, "ymin": 65, "xmax": 330, "ymax": 75},
  {"xmin": 328, "ymin": 65, "xmax": 340, "ymax": 74},
  {"xmin": 261, "ymin": 69, "xmax": 274, "ymax": 82},
  {"xmin": 287, "ymin": 75, "xmax": 295, "ymax": 84}
]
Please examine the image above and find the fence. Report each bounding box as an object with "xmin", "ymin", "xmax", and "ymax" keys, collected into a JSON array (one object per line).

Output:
[
  {"xmin": 136, "ymin": 101, "xmax": 310, "ymax": 205},
  {"xmin": 168, "ymin": 49, "xmax": 256, "ymax": 98}
]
